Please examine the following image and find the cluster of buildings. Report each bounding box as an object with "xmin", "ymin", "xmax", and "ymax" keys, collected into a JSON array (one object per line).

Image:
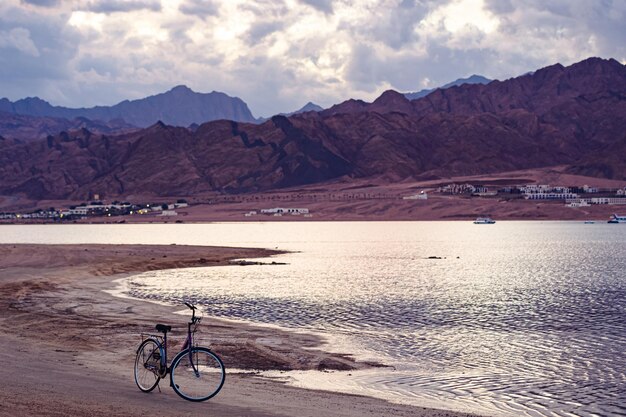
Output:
[
  {"xmin": 518, "ymin": 184, "xmax": 626, "ymax": 206},
  {"xmin": 244, "ymin": 207, "xmax": 312, "ymax": 217},
  {"xmin": 439, "ymin": 183, "xmax": 482, "ymax": 194},
  {"xmin": 436, "ymin": 182, "xmax": 626, "ymax": 205},
  {"xmin": 0, "ymin": 200, "xmax": 189, "ymax": 222},
  {"xmin": 438, "ymin": 183, "xmax": 498, "ymax": 197},
  {"xmin": 518, "ymin": 185, "xmax": 580, "ymax": 200},
  {"xmin": 566, "ymin": 197, "xmax": 626, "ymax": 207},
  {"xmin": 0, "ymin": 209, "xmax": 59, "ymax": 220}
]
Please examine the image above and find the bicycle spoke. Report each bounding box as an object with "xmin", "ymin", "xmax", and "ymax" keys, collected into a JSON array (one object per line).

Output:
[
  {"xmin": 170, "ymin": 348, "xmax": 225, "ymax": 401},
  {"xmin": 134, "ymin": 339, "xmax": 162, "ymax": 392}
]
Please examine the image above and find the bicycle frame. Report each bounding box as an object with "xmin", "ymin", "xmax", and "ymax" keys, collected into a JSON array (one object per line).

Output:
[
  {"xmin": 182, "ymin": 307, "xmax": 202, "ymax": 378},
  {"xmin": 149, "ymin": 304, "xmax": 200, "ymax": 379}
]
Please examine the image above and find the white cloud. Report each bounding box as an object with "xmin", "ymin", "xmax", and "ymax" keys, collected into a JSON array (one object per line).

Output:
[
  {"xmin": 0, "ymin": 27, "xmax": 40, "ymax": 56},
  {"xmin": 83, "ymin": 0, "xmax": 162, "ymax": 14},
  {"xmin": 179, "ymin": 0, "xmax": 219, "ymax": 18},
  {"xmin": 425, "ymin": 0, "xmax": 500, "ymax": 34},
  {"xmin": 299, "ymin": 0, "xmax": 334, "ymax": 14},
  {"xmin": 21, "ymin": 0, "xmax": 60, "ymax": 7},
  {"xmin": 68, "ymin": 11, "xmax": 106, "ymax": 32},
  {"xmin": 0, "ymin": 0, "xmax": 624, "ymax": 118}
]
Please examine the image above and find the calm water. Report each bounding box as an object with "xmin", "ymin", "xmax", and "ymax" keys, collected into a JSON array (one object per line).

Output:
[{"xmin": 2, "ymin": 222, "xmax": 625, "ymax": 416}]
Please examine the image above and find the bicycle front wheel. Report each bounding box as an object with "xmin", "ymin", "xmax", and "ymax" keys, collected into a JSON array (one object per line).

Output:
[
  {"xmin": 134, "ymin": 338, "xmax": 162, "ymax": 392},
  {"xmin": 170, "ymin": 347, "xmax": 225, "ymax": 401}
]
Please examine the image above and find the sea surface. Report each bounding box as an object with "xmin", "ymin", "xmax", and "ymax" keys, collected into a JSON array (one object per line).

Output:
[{"xmin": 2, "ymin": 222, "xmax": 625, "ymax": 417}]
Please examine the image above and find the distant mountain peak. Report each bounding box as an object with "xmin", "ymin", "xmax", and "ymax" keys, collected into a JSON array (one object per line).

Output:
[
  {"xmin": 294, "ymin": 102, "xmax": 324, "ymax": 114},
  {"xmin": 370, "ymin": 89, "xmax": 413, "ymax": 115},
  {"xmin": 262, "ymin": 101, "xmax": 325, "ymax": 120},
  {"xmin": 19, "ymin": 96, "xmax": 49, "ymax": 104},
  {"xmin": 320, "ymin": 98, "xmax": 369, "ymax": 116},
  {"xmin": 445, "ymin": 75, "xmax": 491, "ymax": 87},
  {"xmin": 374, "ymin": 89, "xmax": 407, "ymax": 103},
  {"xmin": 404, "ymin": 75, "xmax": 492, "ymax": 101},
  {"xmin": 169, "ymin": 85, "xmax": 194, "ymax": 93}
]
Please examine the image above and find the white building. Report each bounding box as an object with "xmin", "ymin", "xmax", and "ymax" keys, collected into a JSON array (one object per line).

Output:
[
  {"xmin": 590, "ymin": 197, "xmax": 626, "ymax": 205},
  {"xmin": 566, "ymin": 197, "xmax": 626, "ymax": 205},
  {"xmin": 583, "ymin": 185, "xmax": 599, "ymax": 193},
  {"xmin": 520, "ymin": 184, "xmax": 576, "ymax": 198},
  {"xmin": 472, "ymin": 190, "xmax": 498, "ymax": 197},
  {"xmin": 525, "ymin": 192, "xmax": 579, "ymax": 200},
  {"xmin": 567, "ymin": 200, "xmax": 590, "ymax": 208},
  {"xmin": 520, "ymin": 184, "xmax": 551, "ymax": 194},
  {"xmin": 552, "ymin": 186, "xmax": 571, "ymax": 193},
  {"xmin": 260, "ymin": 207, "xmax": 309, "ymax": 215},
  {"xmin": 403, "ymin": 192, "xmax": 428, "ymax": 200},
  {"xmin": 59, "ymin": 207, "xmax": 88, "ymax": 218}
]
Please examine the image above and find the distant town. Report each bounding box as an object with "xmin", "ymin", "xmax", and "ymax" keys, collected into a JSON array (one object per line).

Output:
[
  {"xmin": 1, "ymin": 182, "xmax": 625, "ymax": 223},
  {"xmin": 0, "ymin": 199, "xmax": 190, "ymax": 222},
  {"xmin": 435, "ymin": 183, "xmax": 626, "ymax": 206}
]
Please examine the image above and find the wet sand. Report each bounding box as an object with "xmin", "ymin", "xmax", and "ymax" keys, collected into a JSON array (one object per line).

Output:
[{"xmin": 0, "ymin": 244, "xmax": 482, "ymax": 417}]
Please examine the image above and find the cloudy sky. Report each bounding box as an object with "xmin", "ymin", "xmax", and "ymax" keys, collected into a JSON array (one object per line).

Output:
[{"xmin": 1, "ymin": 0, "xmax": 625, "ymax": 117}]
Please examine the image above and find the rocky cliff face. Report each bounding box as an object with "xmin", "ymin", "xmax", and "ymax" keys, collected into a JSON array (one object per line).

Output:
[
  {"xmin": 0, "ymin": 117, "xmax": 352, "ymax": 200},
  {"xmin": 0, "ymin": 112, "xmax": 136, "ymax": 141},
  {"xmin": 412, "ymin": 58, "xmax": 625, "ymax": 117},
  {"xmin": 1, "ymin": 57, "xmax": 624, "ymax": 201}
]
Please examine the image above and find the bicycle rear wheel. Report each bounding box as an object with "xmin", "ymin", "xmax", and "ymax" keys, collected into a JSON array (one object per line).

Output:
[
  {"xmin": 170, "ymin": 347, "xmax": 225, "ymax": 401},
  {"xmin": 134, "ymin": 339, "xmax": 162, "ymax": 392}
]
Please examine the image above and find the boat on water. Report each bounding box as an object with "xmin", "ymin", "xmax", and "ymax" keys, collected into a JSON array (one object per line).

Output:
[
  {"xmin": 474, "ymin": 217, "xmax": 496, "ymax": 224},
  {"xmin": 584, "ymin": 220, "xmax": 595, "ymax": 224},
  {"xmin": 607, "ymin": 214, "xmax": 626, "ymax": 223}
]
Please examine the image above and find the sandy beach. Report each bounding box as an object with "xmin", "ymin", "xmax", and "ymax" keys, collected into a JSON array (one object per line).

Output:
[{"xmin": 0, "ymin": 243, "xmax": 482, "ymax": 417}]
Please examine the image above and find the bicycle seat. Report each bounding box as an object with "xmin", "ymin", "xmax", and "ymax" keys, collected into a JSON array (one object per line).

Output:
[{"xmin": 155, "ymin": 324, "xmax": 172, "ymax": 333}]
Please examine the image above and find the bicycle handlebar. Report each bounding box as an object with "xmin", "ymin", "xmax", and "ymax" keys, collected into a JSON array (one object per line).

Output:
[{"xmin": 184, "ymin": 302, "xmax": 199, "ymax": 324}]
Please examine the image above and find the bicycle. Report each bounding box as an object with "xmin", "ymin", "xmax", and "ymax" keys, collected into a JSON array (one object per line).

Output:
[{"xmin": 133, "ymin": 302, "xmax": 225, "ymax": 401}]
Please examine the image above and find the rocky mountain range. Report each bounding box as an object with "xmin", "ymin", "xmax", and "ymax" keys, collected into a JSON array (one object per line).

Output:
[
  {"xmin": 0, "ymin": 112, "xmax": 137, "ymax": 141},
  {"xmin": 0, "ymin": 85, "xmax": 256, "ymax": 129},
  {"xmin": 0, "ymin": 57, "xmax": 624, "ymax": 201},
  {"xmin": 0, "ymin": 76, "xmax": 489, "ymax": 139}
]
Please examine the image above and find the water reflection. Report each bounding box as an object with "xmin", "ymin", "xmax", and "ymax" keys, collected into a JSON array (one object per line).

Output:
[
  {"xmin": 119, "ymin": 222, "xmax": 626, "ymax": 417},
  {"xmin": 2, "ymin": 222, "xmax": 625, "ymax": 416}
]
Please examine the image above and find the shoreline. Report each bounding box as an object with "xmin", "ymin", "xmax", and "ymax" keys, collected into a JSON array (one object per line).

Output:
[
  {"xmin": 1, "ymin": 216, "xmax": 622, "ymax": 226},
  {"xmin": 0, "ymin": 243, "xmax": 483, "ymax": 417}
]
